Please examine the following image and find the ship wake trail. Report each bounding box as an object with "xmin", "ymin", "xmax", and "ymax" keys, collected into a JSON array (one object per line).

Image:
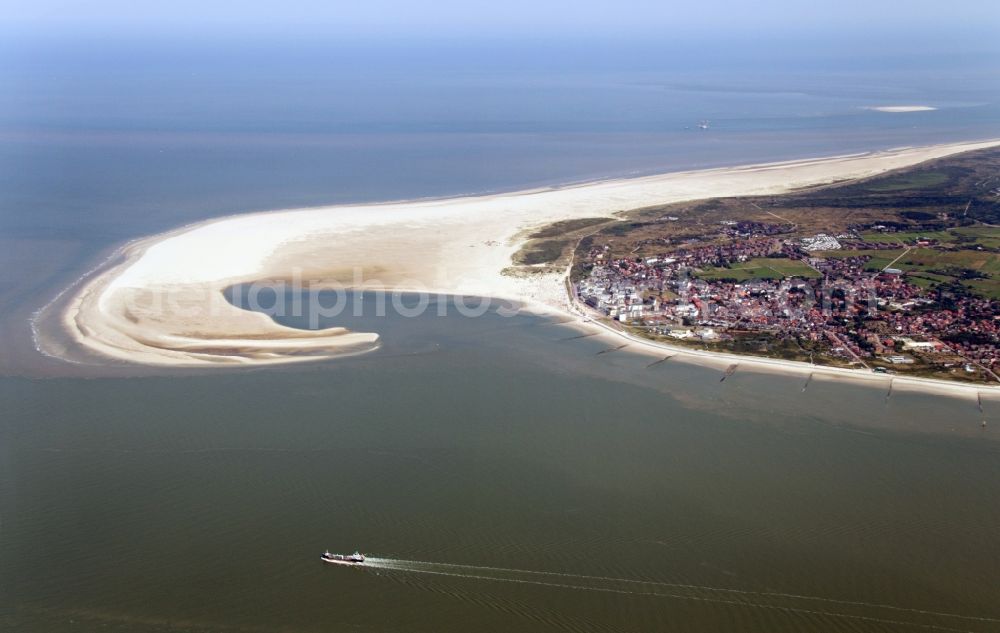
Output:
[{"xmin": 364, "ymin": 558, "xmax": 1000, "ymax": 632}]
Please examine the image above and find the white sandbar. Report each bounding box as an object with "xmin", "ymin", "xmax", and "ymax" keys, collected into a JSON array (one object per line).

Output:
[{"xmin": 866, "ymin": 106, "xmax": 938, "ymax": 113}]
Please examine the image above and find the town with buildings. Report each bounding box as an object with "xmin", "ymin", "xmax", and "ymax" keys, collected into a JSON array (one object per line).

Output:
[{"xmin": 574, "ymin": 219, "xmax": 1000, "ymax": 382}]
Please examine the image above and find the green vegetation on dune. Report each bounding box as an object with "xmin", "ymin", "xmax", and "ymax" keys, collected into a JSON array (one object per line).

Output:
[
  {"xmin": 862, "ymin": 170, "xmax": 950, "ymax": 192},
  {"xmin": 514, "ymin": 239, "xmax": 571, "ymax": 265},
  {"xmin": 514, "ymin": 217, "xmax": 619, "ymax": 270},
  {"xmin": 529, "ymin": 217, "xmax": 612, "ymax": 239}
]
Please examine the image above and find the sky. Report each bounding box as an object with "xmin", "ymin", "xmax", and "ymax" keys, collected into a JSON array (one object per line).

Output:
[{"xmin": 1, "ymin": 0, "xmax": 998, "ymax": 39}]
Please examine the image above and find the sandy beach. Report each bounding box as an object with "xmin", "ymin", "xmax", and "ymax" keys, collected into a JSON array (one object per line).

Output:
[{"xmin": 36, "ymin": 138, "xmax": 1000, "ymax": 396}]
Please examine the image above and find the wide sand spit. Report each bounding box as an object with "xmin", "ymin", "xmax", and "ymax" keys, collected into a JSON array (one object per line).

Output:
[{"xmin": 37, "ymin": 139, "xmax": 1000, "ymax": 397}]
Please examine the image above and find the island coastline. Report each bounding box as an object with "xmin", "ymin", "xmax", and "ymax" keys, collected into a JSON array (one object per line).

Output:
[{"xmin": 32, "ymin": 138, "xmax": 1000, "ymax": 398}]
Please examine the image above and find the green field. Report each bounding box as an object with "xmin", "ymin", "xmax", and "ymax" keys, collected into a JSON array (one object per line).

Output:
[
  {"xmin": 965, "ymin": 278, "xmax": 1000, "ymax": 299},
  {"xmin": 906, "ymin": 272, "xmax": 955, "ymax": 290},
  {"xmin": 816, "ymin": 247, "xmax": 1000, "ymax": 298},
  {"xmin": 817, "ymin": 247, "xmax": 999, "ymax": 272},
  {"xmin": 950, "ymin": 226, "xmax": 1000, "ymax": 249},
  {"xmin": 859, "ymin": 226, "xmax": 1000, "ymax": 249},
  {"xmin": 895, "ymin": 248, "xmax": 1000, "ymax": 274},
  {"xmin": 696, "ymin": 257, "xmax": 821, "ymax": 281},
  {"xmin": 815, "ymin": 248, "xmax": 908, "ymax": 270},
  {"xmin": 859, "ymin": 230, "xmax": 955, "ymax": 244}
]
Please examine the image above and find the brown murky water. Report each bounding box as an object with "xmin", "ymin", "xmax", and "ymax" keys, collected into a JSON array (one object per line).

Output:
[{"xmin": 2, "ymin": 294, "xmax": 999, "ymax": 633}]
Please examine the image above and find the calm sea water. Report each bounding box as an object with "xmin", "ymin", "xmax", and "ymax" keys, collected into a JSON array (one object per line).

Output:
[{"xmin": 2, "ymin": 35, "xmax": 1000, "ymax": 632}]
